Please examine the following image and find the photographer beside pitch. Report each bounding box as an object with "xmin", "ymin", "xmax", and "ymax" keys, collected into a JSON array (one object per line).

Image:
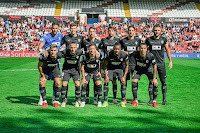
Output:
[{"xmin": 38, "ymin": 44, "xmax": 62, "ymax": 108}]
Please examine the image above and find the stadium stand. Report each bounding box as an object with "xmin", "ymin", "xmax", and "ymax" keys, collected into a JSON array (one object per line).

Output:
[
  {"xmin": 0, "ymin": 0, "xmax": 199, "ymax": 53},
  {"xmin": 60, "ymin": 0, "xmax": 125, "ymax": 17},
  {"xmin": 0, "ymin": 3, "xmax": 56, "ymax": 16},
  {"xmin": 129, "ymin": 0, "xmax": 200, "ymax": 17}
]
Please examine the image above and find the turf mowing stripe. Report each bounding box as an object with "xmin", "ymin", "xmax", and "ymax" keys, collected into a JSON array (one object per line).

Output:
[{"xmin": 0, "ymin": 69, "xmax": 38, "ymax": 71}]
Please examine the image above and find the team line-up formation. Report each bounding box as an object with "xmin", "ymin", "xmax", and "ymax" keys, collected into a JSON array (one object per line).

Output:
[{"xmin": 38, "ymin": 23, "xmax": 173, "ymax": 108}]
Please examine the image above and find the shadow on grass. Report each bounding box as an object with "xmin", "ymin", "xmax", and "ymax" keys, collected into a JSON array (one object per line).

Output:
[
  {"xmin": 0, "ymin": 115, "xmax": 199, "ymax": 133},
  {"xmin": 6, "ymin": 96, "xmax": 81, "ymax": 106},
  {"xmin": 6, "ymin": 95, "xmax": 147, "ymax": 106}
]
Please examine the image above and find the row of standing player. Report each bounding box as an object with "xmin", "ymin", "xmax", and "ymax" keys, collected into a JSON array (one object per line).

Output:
[{"xmin": 37, "ymin": 23, "xmax": 173, "ymax": 108}]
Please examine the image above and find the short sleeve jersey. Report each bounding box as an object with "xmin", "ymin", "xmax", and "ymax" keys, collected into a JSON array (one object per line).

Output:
[
  {"xmin": 82, "ymin": 38, "xmax": 101, "ymax": 52},
  {"xmin": 120, "ymin": 37, "xmax": 141, "ymax": 54},
  {"xmin": 106, "ymin": 50, "xmax": 129, "ymax": 70},
  {"xmin": 99, "ymin": 37, "xmax": 120, "ymax": 54},
  {"xmin": 39, "ymin": 52, "xmax": 62, "ymax": 69},
  {"xmin": 81, "ymin": 53, "xmax": 104, "ymax": 73},
  {"xmin": 129, "ymin": 51, "xmax": 156, "ymax": 71},
  {"xmin": 61, "ymin": 34, "xmax": 84, "ymax": 50},
  {"xmin": 145, "ymin": 36, "xmax": 167, "ymax": 63},
  {"xmin": 62, "ymin": 49, "xmax": 83, "ymax": 70},
  {"xmin": 40, "ymin": 32, "xmax": 63, "ymax": 50}
]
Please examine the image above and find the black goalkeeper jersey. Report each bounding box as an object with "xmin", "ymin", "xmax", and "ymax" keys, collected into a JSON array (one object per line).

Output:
[
  {"xmin": 120, "ymin": 37, "xmax": 141, "ymax": 54},
  {"xmin": 145, "ymin": 36, "xmax": 167, "ymax": 63},
  {"xmin": 62, "ymin": 49, "xmax": 83, "ymax": 70},
  {"xmin": 61, "ymin": 34, "xmax": 84, "ymax": 50},
  {"xmin": 106, "ymin": 50, "xmax": 129, "ymax": 70},
  {"xmin": 129, "ymin": 51, "xmax": 156, "ymax": 71}
]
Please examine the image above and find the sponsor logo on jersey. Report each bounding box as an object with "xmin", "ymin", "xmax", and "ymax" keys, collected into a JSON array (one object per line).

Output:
[
  {"xmin": 47, "ymin": 64, "xmax": 57, "ymax": 67},
  {"xmin": 87, "ymin": 64, "xmax": 97, "ymax": 68},
  {"xmin": 111, "ymin": 62, "xmax": 121, "ymax": 65},
  {"xmin": 67, "ymin": 60, "xmax": 77, "ymax": 64},
  {"xmin": 107, "ymin": 46, "xmax": 113, "ymax": 51},
  {"xmin": 152, "ymin": 45, "xmax": 161, "ymax": 50},
  {"xmin": 137, "ymin": 62, "xmax": 146, "ymax": 67}
]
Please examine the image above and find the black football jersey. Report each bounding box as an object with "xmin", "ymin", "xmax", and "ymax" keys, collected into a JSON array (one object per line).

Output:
[
  {"xmin": 82, "ymin": 38, "xmax": 101, "ymax": 52},
  {"xmin": 62, "ymin": 49, "xmax": 83, "ymax": 70},
  {"xmin": 81, "ymin": 53, "xmax": 104, "ymax": 73},
  {"xmin": 145, "ymin": 36, "xmax": 167, "ymax": 63},
  {"xmin": 106, "ymin": 50, "xmax": 129, "ymax": 70},
  {"xmin": 120, "ymin": 37, "xmax": 141, "ymax": 54},
  {"xmin": 129, "ymin": 51, "xmax": 156, "ymax": 71},
  {"xmin": 99, "ymin": 37, "xmax": 120, "ymax": 54},
  {"xmin": 39, "ymin": 52, "xmax": 62, "ymax": 69},
  {"xmin": 61, "ymin": 34, "xmax": 84, "ymax": 49}
]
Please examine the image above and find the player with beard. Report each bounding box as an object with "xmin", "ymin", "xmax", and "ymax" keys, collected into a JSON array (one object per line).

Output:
[
  {"xmin": 99, "ymin": 26, "xmax": 120, "ymax": 104},
  {"xmin": 61, "ymin": 23, "xmax": 84, "ymax": 49},
  {"xmin": 80, "ymin": 44, "xmax": 103, "ymax": 107},
  {"xmin": 130, "ymin": 43, "xmax": 159, "ymax": 108},
  {"xmin": 82, "ymin": 27, "xmax": 101, "ymax": 104},
  {"xmin": 120, "ymin": 26, "xmax": 141, "ymax": 104},
  {"xmin": 61, "ymin": 23, "xmax": 85, "ymax": 101},
  {"xmin": 145, "ymin": 24, "xmax": 173, "ymax": 105},
  {"xmin": 60, "ymin": 43, "xmax": 83, "ymax": 107},
  {"xmin": 37, "ymin": 23, "xmax": 63, "ymax": 106}
]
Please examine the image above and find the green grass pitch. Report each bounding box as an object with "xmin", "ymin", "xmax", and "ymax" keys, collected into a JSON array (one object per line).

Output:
[{"xmin": 0, "ymin": 57, "xmax": 199, "ymax": 133}]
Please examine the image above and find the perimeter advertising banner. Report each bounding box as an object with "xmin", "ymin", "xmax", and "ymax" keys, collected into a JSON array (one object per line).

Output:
[
  {"xmin": 164, "ymin": 53, "xmax": 200, "ymax": 59},
  {"xmin": 1, "ymin": 51, "xmax": 200, "ymax": 59},
  {"xmin": 0, "ymin": 51, "xmax": 40, "ymax": 57}
]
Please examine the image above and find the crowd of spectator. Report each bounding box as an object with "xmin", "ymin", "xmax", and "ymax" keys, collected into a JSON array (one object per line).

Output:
[{"xmin": 0, "ymin": 16, "xmax": 200, "ymax": 53}]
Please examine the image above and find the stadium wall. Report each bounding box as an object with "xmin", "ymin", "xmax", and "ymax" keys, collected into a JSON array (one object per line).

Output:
[{"xmin": 1, "ymin": 15, "xmax": 200, "ymax": 24}]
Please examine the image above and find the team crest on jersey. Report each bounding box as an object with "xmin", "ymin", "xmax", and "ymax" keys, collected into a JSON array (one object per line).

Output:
[
  {"xmin": 135, "ymin": 41, "xmax": 138, "ymax": 45},
  {"xmin": 78, "ymin": 39, "xmax": 81, "ymax": 42},
  {"xmin": 76, "ymin": 56, "xmax": 79, "ymax": 59},
  {"xmin": 146, "ymin": 60, "xmax": 149, "ymax": 63},
  {"xmin": 120, "ymin": 58, "xmax": 123, "ymax": 61},
  {"xmin": 96, "ymin": 59, "xmax": 99, "ymax": 62},
  {"xmin": 161, "ymin": 40, "xmax": 164, "ymax": 44}
]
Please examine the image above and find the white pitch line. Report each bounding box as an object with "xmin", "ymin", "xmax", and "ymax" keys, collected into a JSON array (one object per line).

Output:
[{"xmin": 0, "ymin": 69, "xmax": 38, "ymax": 71}]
